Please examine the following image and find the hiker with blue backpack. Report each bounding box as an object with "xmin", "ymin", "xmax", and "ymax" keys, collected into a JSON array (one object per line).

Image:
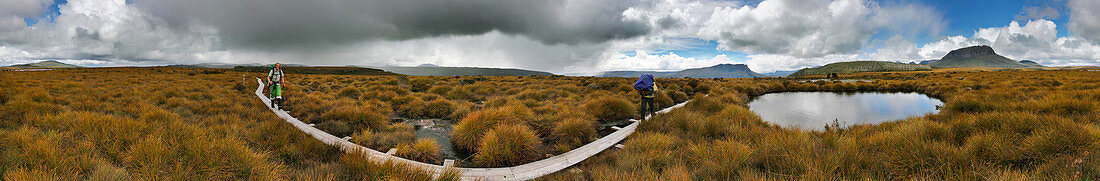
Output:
[{"xmin": 634, "ymin": 74, "xmax": 659, "ymax": 119}]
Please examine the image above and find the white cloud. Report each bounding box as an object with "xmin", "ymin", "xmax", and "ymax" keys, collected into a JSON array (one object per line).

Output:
[
  {"xmin": 867, "ymin": 35, "xmax": 922, "ymax": 61},
  {"xmin": 697, "ymin": 0, "xmax": 942, "ymax": 58},
  {"xmin": 1069, "ymin": 0, "xmax": 1100, "ymax": 43},
  {"xmin": 1, "ymin": 0, "xmax": 1093, "ymax": 73},
  {"xmin": 745, "ymin": 54, "xmax": 857, "ymax": 73},
  {"xmin": 914, "ymin": 19, "xmax": 1100, "ymax": 66},
  {"xmin": 598, "ymin": 50, "xmax": 737, "ymax": 72}
]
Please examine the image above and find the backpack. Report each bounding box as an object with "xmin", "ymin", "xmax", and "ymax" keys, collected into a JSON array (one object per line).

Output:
[{"xmin": 634, "ymin": 74, "xmax": 654, "ymax": 91}]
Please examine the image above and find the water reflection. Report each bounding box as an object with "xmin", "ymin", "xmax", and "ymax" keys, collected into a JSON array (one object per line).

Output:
[{"xmin": 747, "ymin": 92, "xmax": 943, "ymax": 131}]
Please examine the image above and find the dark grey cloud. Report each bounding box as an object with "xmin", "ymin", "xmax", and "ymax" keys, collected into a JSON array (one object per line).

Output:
[{"xmin": 133, "ymin": 0, "xmax": 650, "ymax": 50}]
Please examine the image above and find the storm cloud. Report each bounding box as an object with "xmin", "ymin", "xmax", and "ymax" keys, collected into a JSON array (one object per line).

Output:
[{"xmin": 133, "ymin": 0, "xmax": 650, "ymax": 50}]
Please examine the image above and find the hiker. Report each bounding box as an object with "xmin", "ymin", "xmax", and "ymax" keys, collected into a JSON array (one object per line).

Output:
[
  {"xmin": 268, "ymin": 63, "xmax": 285, "ymax": 109},
  {"xmin": 634, "ymin": 74, "xmax": 658, "ymax": 119}
]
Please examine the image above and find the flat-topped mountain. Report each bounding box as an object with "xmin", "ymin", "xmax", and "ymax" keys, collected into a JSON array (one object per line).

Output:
[
  {"xmin": 7, "ymin": 60, "xmax": 82, "ymax": 68},
  {"xmin": 790, "ymin": 61, "xmax": 931, "ymax": 77},
  {"xmin": 929, "ymin": 45, "xmax": 1043, "ymax": 68},
  {"xmin": 599, "ymin": 64, "xmax": 766, "ymax": 78}
]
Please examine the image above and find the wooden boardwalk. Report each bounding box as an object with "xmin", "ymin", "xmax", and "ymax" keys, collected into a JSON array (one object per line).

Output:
[{"xmin": 254, "ymin": 78, "xmax": 688, "ymax": 180}]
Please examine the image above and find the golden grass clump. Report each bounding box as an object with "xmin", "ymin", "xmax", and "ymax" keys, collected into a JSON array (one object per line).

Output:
[
  {"xmin": 409, "ymin": 99, "xmax": 455, "ymax": 119},
  {"xmin": 550, "ymin": 116, "xmax": 597, "ymax": 152},
  {"xmin": 683, "ymin": 94, "xmax": 724, "ymax": 114},
  {"xmin": 321, "ymin": 104, "xmax": 389, "ymax": 131},
  {"xmin": 350, "ymin": 124, "xmax": 417, "ymax": 151},
  {"xmin": 688, "ymin": 139, "xmax": 754, "ymax": 179},
  {"xmin": 395, "ymin": 138, "xmax": 442, "ymax": 164},
  {"xmin": 619, "ymin": 132, "xmax": 680, "ymax": 170},
  {"xmin": 451, "ymin": 104, "xmax": 534, "ymax": 152},
  {"xmin": 582, "ymin": 97, "xmax": 636, "ymax": 121},
  {"xmin": 473, "ymin": 124, "xmax": 543, "ymax": 167},
  {"xmin": 336, "ymin": 86, "xmax": 361, "ymax": 100}
]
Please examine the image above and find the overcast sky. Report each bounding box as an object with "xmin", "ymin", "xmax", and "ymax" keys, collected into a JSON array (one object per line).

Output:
[{"xmin": 1, "ymin": 0, "xmax": 1099, "ymax": 73}]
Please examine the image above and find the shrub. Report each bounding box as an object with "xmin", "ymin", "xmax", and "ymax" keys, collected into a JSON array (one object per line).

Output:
[
  {"xmin": 395, "ymin": 138, "xmax": 441, "ymax": 164},
  {"xmin": 451, "ymin": 105, "xmax": 534, "ymax": 152},
  {"xmin": 583, "ymin": 97, "xmax": 636, "ymax": 121},
  {"xmin": 473, "ymin": 124, "xmax": 543, "ymax": 167}
]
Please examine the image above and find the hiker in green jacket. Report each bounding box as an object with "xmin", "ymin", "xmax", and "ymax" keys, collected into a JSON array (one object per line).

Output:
[{"xmin": 268, "ymin": 63, "xmax": 285, "ymax": 109}]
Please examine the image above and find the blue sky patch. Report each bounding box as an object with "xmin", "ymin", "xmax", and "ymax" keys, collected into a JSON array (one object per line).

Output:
[{"xmin": 24, "ymin": 0, "xmax": 67, "ymax": 26}]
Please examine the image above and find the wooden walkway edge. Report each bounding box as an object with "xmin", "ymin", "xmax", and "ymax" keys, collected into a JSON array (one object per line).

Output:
[{"xmin": 254, "ymin": 78, "xmax": 689, "ymax": 180}]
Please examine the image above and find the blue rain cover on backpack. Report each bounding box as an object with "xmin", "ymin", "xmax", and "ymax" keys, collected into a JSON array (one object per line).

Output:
[{"xmin": 634, "ymin": 74, "xmax": 654, "ymax": 91}]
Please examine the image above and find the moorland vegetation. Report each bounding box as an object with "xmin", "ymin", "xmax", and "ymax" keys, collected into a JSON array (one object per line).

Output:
[
  {"xmin": 0, "ymin": 68, "xmax": 458, "ymax": 180},
  {"xmin": 282, "ymin": 74, "xmax": 695, "ymax": 167},
  {"xmin": 542, "ymin": 69, "xmax": 1100, "ymax": 180},
  {"xmin": 2, "ymin": 67, "xmax": 1097, "ymax": 180}
]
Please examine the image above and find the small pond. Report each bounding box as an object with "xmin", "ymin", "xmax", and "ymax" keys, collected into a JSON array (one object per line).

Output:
[{"xmin": 747, "ymin": 92, "xmax": 943, "ymax": 131}]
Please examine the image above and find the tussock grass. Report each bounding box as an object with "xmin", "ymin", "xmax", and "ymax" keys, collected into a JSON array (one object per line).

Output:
[
  {"xmin": 321, "ymin": 104, "xmax": 389, "ymax": 131},
  {"xmin": 583, "ymin": 97, "xmax": 636, "ymax": 121},
  {"xmin": 451, "ymin": 105, "xmax": 534, "ymax": 152},
  {"xmin": 0, "ymin": 68, "xmax": 451, "ymax": 179},
  {"xmin": 550, "ymin": 115, "xmax": 597, "ymax": 152},
  {"xmin": 395, "ymin": 138, "xmax": 442, "ymax": 164},
  {"xmin": 541, "ymin": 70, "xmax": 1100, "ymax": 180},
  {"xmin": 473, "ymin": 124, "xmax": 543, "ymax": 167}
]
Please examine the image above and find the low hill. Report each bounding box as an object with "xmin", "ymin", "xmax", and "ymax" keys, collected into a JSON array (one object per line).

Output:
[
  {"xmin": 599, "ymin": 64, "xmax": 766, "ymax": 78},
  {"xmin": 1019, "ymin": 60, "xmax": 1043, "ymax": 67},
  {"xmin": 763, "ymin": 70, "xmax": 798, "ymax": 77},
  {"xmin": 7, "ymin": 60, "xmax": 82, "ymax": 68},
  {"xmin": 790, "ymin": 61, "xmax": 932, "ymax": 77},
  {"xmin": 598, "ymin": 70, "xmax": 671, "ymax": 78},
  {"xmin": 378, "ymin": 67, "xmax": 554, "ymax": 76},
  {"xmin": 232, "ymin": 66, "xmax": 399, "ymax": 76},
  {"xmin": 929, "ymin": 46, "xmax": 1043, "ymax": 68}
]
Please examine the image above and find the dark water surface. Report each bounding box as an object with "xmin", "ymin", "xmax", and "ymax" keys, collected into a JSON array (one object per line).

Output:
[{"xmin": 747, "ymin": 92, "xmax": 943, "ymax": 131}]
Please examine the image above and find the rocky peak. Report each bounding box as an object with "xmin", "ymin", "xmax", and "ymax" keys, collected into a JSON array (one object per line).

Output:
[{"xmin": 942, "ymin": 45, "xmax": 996, "ymax": 60}]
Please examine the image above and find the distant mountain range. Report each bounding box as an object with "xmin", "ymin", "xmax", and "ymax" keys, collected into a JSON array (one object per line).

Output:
[
  {"xmin": 377, "ymin": 65, "xmax": 555, "ymax": 76},
  {"xmin": 599, "ymin": 64, "xmax": 766, "ymax": 78},
  {"xmin": 164, "ymin": 63, "xmax": 311, "ymax": 68},
  {"xmin": 164, "ymin": 63, "xmax": 551, "ymax": 76},
  {"xmin": 790, "ymin": 61, "xmax": 932, "ymax": 77},
  {"xmin": 232, "ymin": 65, "xmax": 399, "ymax": 76},
  {"xmin": 928, "ymin": 45, "xmax": 1043, "ymax": 68},
  {"xmin": 6, "ymin": 60, "xmax": 81, "ymax": 68},
  {"xmin": 4, "ymin": 45, "xmax": 1058, "ymax": 77}
]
